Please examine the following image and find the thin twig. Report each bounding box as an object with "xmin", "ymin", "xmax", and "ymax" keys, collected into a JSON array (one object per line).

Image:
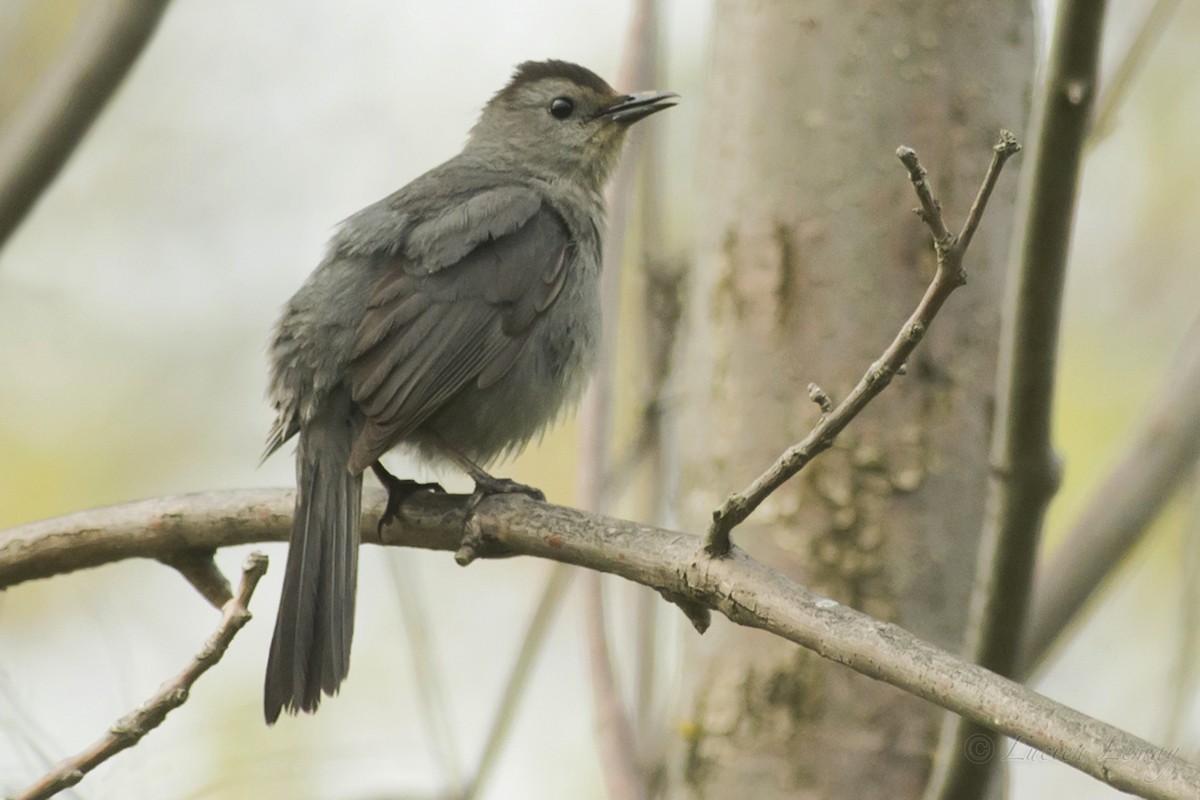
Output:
[
  {"xmin": 0, "ymin": 673, "xmax": 86, "ymax": 800},
  {"xmin": 597, "ymin": 404, "xmax": 658, "ymax": 507},
  {"xmin": 462, "ymin": 563, "xmax": 574, "ymax": 800},
  {"xmin": 157, "ymin": 548, "xmax": 232, "ymax": 609},
  {"xmin": 1089, "ymin": 0, "xmax": 1182, "ymax": 144},
  {"xmin": 632, "ymin": 584, "xmax": 659, "ymax": 741},
  {"xmin": 584, "ymin": 572, "xmax": 644, "ymax": 800},
  {"xmin": 627, "ymin": 2, "xmax": 678, "ymax": 761},
  {"xmin": 0, "ymin": 0, "xmax": 173, "ymax": 251},
  {"xmin": 386, "ymin": 554, "xmax": 464, "ymax": 793},
  {"xmin": 705, "ymin": 131, "xmax": 1021, "ymax": 555},
  {"xmin": 575, "ymin": 2, "xmax": 662, "ymax": 798},
  {"xmin": 1165, "ymin": 462, "xmax": 1200, "ymax": 746},
  {"xmin": 898, "ymin": 147, "xmax": 953, "ymax": 243},
  {"xmin": 574, "ymin": 0, "xmax": 659, "ymax": 507},
  {"xmin": 2, "ymin": 493, "xmax": 1197, "ymax": 798},
  {"xmin": 929, "ymin": 2, "xmax": 1110, "ymax": 797},
  {"xmin": 10, "ymin": 551, "xmax": 267, "ymax": 800},
  {"xmin": 1021, "ymin": 315, "xmax": 1200, "ymax": 672},
  {"xmin": 957, "ymin": 135, "xmax": 1021, "ymax": 254}
]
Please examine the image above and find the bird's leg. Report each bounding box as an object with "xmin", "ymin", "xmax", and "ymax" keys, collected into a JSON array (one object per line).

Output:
[
  {"xmin": 427, "ymin": 441, "xmax": 545, "ymax": 565},
  {"xmin": 370, "ymin": 462, "xmax": 444, "ymax": 535},
  {"xmin": 437, "ymin": 444, "xmax": 546, "ymax": 508}
]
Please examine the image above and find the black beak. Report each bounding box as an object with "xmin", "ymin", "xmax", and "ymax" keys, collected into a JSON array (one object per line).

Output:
[{"xmin": 599, "ymin": 90, "xmax": 679, "ymax": 124}]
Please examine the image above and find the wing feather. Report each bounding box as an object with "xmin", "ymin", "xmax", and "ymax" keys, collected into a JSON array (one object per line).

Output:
[
  {"xmin": 352, "ymin": 290, "xmax": 430, "ymax": 360},
  {"xmin": 347, "ymin": 194, "xmax": 570, "ymax": 474}
]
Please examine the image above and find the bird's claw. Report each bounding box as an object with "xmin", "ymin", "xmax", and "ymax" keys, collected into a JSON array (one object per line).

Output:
[
  {"xmin": 455, "ymin": 475, "xmax": 543, "ymax": 565},
  {"xmin": 466, "ymin": 476, "xmax": 545, "ymax": 509},
  {"xmin": 371, "ymin": 462, "xmax": 443, "ymax": 536}
]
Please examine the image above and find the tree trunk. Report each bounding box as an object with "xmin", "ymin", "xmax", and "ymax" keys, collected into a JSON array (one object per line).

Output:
[{"xmin": 670, "ymin": 2, "xmax": 1033, "ymax": 798}]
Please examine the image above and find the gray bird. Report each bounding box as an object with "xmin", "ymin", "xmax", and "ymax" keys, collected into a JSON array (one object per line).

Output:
[{"xmin": 262, "ymin": 59, "xmax": 676, "ymax": 722}]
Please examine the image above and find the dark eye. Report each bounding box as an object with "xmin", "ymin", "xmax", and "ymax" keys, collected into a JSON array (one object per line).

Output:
[{"xmin": 549, "ymin": 97, "xmax": 575, "ymax": 119}]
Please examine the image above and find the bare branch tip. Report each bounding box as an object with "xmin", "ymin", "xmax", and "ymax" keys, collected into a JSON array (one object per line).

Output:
[
  {"xmin": 230, "ymin": 551, "xmax": 269, "ymax": 608},
  {"xmin": 896, "ymin": 147, "xmax": 925, "ymax": 180},
  {"xmin": 994, "ymin": 129, "xmax": 1022, "ymax": 157},
  {"xmin": 237, "ymin": 551, "xmax": 268, "ymax": 587},
  {"xmin": 807, "ymin": 382, "xmax": 834, "ymax": 414},
  {"xmin": 11, "ymin": 541, "xmax": 267, "ymax": 800},
  {"xmin": 454, "ymin": 514, "xmax": 492, "ymax": 566},
  {"xmin": 241, "ymin": 550, "xmax": 269, "ymax": 579}
]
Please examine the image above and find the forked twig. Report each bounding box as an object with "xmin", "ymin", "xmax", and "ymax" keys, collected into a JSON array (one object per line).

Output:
[
  {"xmin": 4, "ymin": 494, "xmax": 1200, "ymax": 798},
  {"xmin": 11, "ymin": 552, "xmax": 268, "ymax": 800},
  {"xmin": 705, "ymin": 131, "xmax": 1022, "ymax": 555}
]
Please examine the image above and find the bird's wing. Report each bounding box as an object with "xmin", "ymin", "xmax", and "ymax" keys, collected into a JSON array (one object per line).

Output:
[{"xmin": 346, "ymin": 190, "xmax": 570, "ymax": 474}]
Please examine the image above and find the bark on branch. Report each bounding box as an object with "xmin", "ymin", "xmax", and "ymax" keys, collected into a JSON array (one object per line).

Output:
[
  {"xmin": 929, "ymin": 0, "xmax": 1111, "ymax": 796},
  {"xmin": 2, "ymin": 490, "xmax": 1198, "ymax": 799},
  {"xmin": 0, "ymin": 0, "xmax": 173, "ymax": 252}
]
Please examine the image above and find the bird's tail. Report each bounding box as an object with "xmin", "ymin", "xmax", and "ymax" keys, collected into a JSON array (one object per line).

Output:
[{"xmin": 264, "ymin": 394, "xmax": 362, "ymax": 723}]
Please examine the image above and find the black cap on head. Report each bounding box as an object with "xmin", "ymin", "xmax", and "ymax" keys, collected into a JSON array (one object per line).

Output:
[{"xmin": 498, "ymin": 59, "xmax": 616, "ymax": 101}]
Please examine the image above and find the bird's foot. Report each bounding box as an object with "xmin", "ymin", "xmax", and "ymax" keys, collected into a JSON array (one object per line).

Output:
[
  {"xmin": 453, "ymin": 471, "xmax": 544, "ymax": 566},
  {"xmin": 466, "ymin": 473, "xmax": 546, "ymax": 510},
  {"xmin": 371, "ymin": 462, "xmax": 444, "ymax": 535},
  {"xmin": 427, "ymin": 444, "xmax": 544, "ymax": 564},
  {"xmin": 432, "ymin": 440, "xmax": 546, "ymax": 508}
]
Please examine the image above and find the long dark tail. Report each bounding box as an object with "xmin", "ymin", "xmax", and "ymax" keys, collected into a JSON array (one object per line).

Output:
[{"xmin": 264, "ymin": 395, "xmax": 362, "ymax": 723}]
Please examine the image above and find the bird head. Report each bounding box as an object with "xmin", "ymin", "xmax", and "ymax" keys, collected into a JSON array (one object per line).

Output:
[{"xmin": 466, "ymin": 59, "xmax": 678, "ymax": 194}]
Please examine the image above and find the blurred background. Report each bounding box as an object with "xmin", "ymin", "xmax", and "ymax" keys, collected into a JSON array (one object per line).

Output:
[{"xmin": 0, "ymin": 1, "xmax": 1197, "ymax": 798}]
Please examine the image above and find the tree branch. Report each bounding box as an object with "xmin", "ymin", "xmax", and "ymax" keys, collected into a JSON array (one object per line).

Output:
[
  {"xmin": 1021, "ymin": 315, "xmax": 1200, "ymax": 673},
  {"xmin": 1165, "ymin": 462, "xmax": 1200, "ymax": 747},
  {"xmin": 386, "ymin": 554, "xmax": 465, "ymax": 793},
  {"xmin": 584, "ymin": 572, "xmax": 644, "ymax": 800},
  {"xmin": 576, "ymin": 3, "xmax": 663, "ymax": 797},
  {"xmin": 930, "ymin": 0, "xmax": 1109, "ymax": 797},
  {"xmin": 3, "ymin": 491, "xmax": 1198, "ymax": 799},
  {"xmin": 575, "ymin": 0, "xmax": 660, "ymax": 506},
  {"xmin": 705, "ymin": 131, "xmax": 1021, "ymax": 555},
  {"xmin": 1089, "ymin": 0, "xmax": 1183, "ymax": 144},
  {"xmin": 9, "ymin": 551, "xmax": 267, "ymax": 800},
  {"xmin": 157, "ymin": 548, "xmax": 231, "ymax": 609},
  {"xmin": 463, "ymin": 563, "xmax": 574, "ymax": 799},
  {"xmin": 0, "ymin": 0, "xmax": 173, "ymax": 252}
]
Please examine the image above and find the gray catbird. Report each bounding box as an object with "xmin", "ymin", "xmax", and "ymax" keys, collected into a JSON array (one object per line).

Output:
[{"xmin": 262, "ymin": 60, "xmax": 676, "ymax": 722}]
